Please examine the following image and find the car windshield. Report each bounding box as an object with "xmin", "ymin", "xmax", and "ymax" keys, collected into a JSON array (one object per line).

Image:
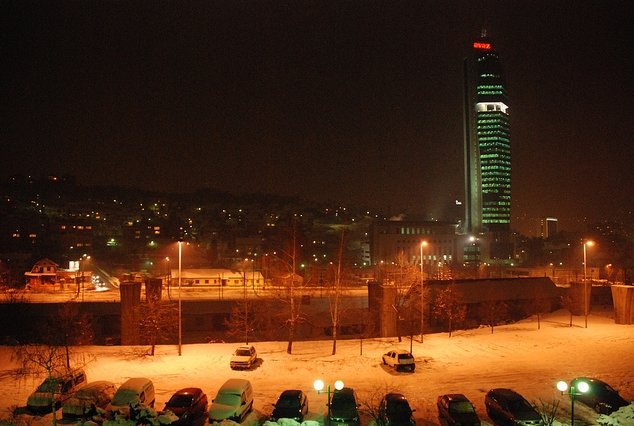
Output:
[
  {"xmin": 450, "ymin": 401, "xmax": 475, "ymax": 413},
  {"xmin": 398, "ymin": 353, "xmax": 413, "ymax": 360},
  {"xmin": 508, "ymin": 398, "xmax": 534, "ymax": 413},
  {"xmin": 598, "ymin": 383, "xmax": 617, "ymax": 394},
  {"xmin": 215, "ymin": 393, "xmax": 240, "ymax": 406},
  {"xmin": 277, "ymin": 397, "xmax": 299, "ymax": 408},
  {"xmin": 332, "ymin": 393, "xmax": 355, "ymax": 407},
  {"xmin": 36, "ymin": 379, "xmax": 62, "ymax": 393},
  {"xmin": 167, "ymin": 394, "xmax": 194, "ymax": 407},
  {"xmin": 111, "ymin": 390, "xmax": 140, "ymax": 406},
  {"xmin": 235, "ymin": 349, "xmax": 251, "ymax": 356},
  {"xmin": 387, "ymin": 400, "xmax": 412, "ymax": 419}
]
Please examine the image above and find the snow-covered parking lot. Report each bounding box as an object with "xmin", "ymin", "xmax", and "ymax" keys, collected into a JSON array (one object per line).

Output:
[{"xmin": 1, "ymin": 310, "xmax": 632, "ymax": 425}]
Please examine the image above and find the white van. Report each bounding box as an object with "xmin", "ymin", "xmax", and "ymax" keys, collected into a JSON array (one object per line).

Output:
[
  {"xmin": 27, "ymin": 369, "xmax": 87, "ymax": 414},
  {"xmin": 62, "ymin": 380, "xmax": 116, "ymax": 419},
  {"xmin": 208, "ymin": 379, "xmax": 253, "ymax": 423},
  {"xmin": 107, "ymin": 377, "xmax": 155, "ymax": 415}
]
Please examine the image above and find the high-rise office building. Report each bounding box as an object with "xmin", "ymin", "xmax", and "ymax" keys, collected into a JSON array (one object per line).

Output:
[
  {"xmin": 540, "ymin": 217, "xmax": 558, "ymax": 239},
  {"xmin": 463, "ymin": 34, "xmax": 511, "ymax": 236}
]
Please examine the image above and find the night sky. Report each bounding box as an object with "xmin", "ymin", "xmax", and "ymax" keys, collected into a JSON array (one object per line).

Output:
[{"xmin": 3, "ymin": 1, "xmax": 633, "ymax": 234}]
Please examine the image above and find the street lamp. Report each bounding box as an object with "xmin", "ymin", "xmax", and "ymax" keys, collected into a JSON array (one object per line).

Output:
[
  {"xmin": 420, "ymin": 241, "xmax": 428, "ymax": 343},
  {"xmin": 582, "ymin": 240, "xmax": 595, "ymax": 328},
  {"xmin": 557, "ymin": 379, "xmax": 589, "ymax": 426},
  {"xmin": 178, "ymin": 240, "xmax": 183, "ymax": 356},
  {"xmin": 314, "ymin": 379, "xmax": 344, "ymax": 424},
  {"xmin": 165, "ymin": 257, "xmax": 171, "ymax": 299}
]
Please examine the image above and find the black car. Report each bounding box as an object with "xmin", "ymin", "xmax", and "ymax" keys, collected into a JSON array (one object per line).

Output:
[
  {"xmin": 437, "ymin": 394, "xmax": 481, "ymax": 426},
  {"xmin": 379, "ymin": 393, "xmax": 416, "ymax": 426},
  {"xmin": 329, "ymin": 387, "xmax": 361, "ymax": 426},
  {"xmin": 571, "ymin": 377, "xmax": 630, "ymax": 414},
  {"xmin": 271, "ymin": 389, "xmax": 309, "ymax": 422},
  {"xmin": 164, "ymin": 388, "xmax": 208, "ymax": 425},
  {"xmin": 484, "ymin": 388, "xmax": 543, "ymax": 426}
]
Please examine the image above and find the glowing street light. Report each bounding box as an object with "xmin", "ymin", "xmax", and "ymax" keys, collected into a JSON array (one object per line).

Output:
[
  {"xmin": 582, "ymin": 240, "xmax": 595, "ymax": 328},
  {"xmin": 313, "ymin": 379, "xmax": 344, "ymax": 423},
  {"xmin": 557, "ymin": 379, "xmax": 589, "ymax": 426},
  {"xmin": 420, "ymin": 241, "xmax": 428, "ymax": 343}
]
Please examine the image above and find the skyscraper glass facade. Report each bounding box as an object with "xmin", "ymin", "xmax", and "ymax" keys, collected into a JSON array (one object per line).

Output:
[{"xmin": 464, "ymin": 37, "xmax": 511, "ymax": 234}]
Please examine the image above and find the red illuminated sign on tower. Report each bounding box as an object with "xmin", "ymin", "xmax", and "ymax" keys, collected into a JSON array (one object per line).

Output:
[{"xmin": 473, "ymin": 42, "xmax": 492, "ymax": 50}]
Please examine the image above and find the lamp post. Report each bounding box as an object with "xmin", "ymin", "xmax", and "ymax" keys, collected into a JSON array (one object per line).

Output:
[
  {"xmin": 314, "ymin": 379, "xmax": 344, "ymax": 424},
  {"xmin": 420, "ymin": 241, "xmax": 428, "ymax": 343},
  {"xmin": 178, "ymin": 240, "xmax": 183, "ymax": 356},
  {"xmin": 165, "ymin": 257, "xmax": 171, "ymax": 299},
  {"xmin": 582, "ymin": 240, "xmax": 594, "ymax": 328},
  {"xmin": 557, "ymin": 379, "xmax": 589, "ymax": 426},
  {"xmin": 243, "ymin": 259, "xmax": 249, "ymax": 344}
]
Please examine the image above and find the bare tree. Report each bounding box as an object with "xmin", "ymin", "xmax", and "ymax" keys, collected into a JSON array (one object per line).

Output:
[
  {"xmin": 12, "ymin": 345, "xmax": 93, "ymax": 426},
  {"xmin": 358, "ymin": 383, "xmax": 397, "ymax": 426},
  {"xmin": 43, "ymin": 301, "xmax": 94, "ymax": 368},
  {"xmin": 379, "ymin": 251, "xmax": 422, "ymax": 342},
  {"xmin": 525, "ymin": 297, "xmax": 552, "ymax": 330},
  {"xmin": 327, "ymin": 230, "xmax": 345, "ymax": 355},
  {"xmin": 137, "ymin": 298, "xmax": 178, "ymax": 356},
  {"xmin": 232, "ymin": 259, "xmax": 257, "ymax": 344},
  {"xmin": 477, "ymin": 300, "xmax": 508, "ymax": 334},
  {"xmin": 266, "ymin": 216, "xmax": 305, "ymax": 354},
  {"xmin": 432, "ymin": 283, "xmax": 467, "ymax": 337},
  {"xmin": 223, "ymin": 299, "xmax": 256, "ymax": 344},
  {"xmin": 536, "ymin": 398, "xmax": 560, "ymax": 426}
]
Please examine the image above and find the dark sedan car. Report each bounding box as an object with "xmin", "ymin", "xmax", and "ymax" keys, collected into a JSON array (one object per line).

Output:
[
  {"xmin": 437, "ymin": 394, "xmax": 481, "ymax": 426},
  {"xmin": 571, "ymin": 377, "xmax": 630, "ymax": 414},
  {"xmin": 271, "ymin": 389, "xmax": 309, "ymax": 422},
  {"xmin": 329, "ymin": 387, "xmax": 361, "ymax": 426},
  {"xmin": 164, "ymin": 387, "xmax": 208, "ymax": 425},
  {"xmin": 484, "ymin": 388, "xmax": 543, "ymax": 426},
  {"xmin": 379, "ymin": 393, "xmax": 416, "ymax": 426}
]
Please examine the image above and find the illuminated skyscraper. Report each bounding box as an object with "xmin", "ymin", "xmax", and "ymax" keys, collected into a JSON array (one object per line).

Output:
[{"xmin": 463, "ymin": 34, "xmax": 511, "ymax": 236}]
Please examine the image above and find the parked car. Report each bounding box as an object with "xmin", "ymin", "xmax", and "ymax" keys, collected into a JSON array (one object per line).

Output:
[
  {"xmin": 230, "ymin": 345, "xmax": 258, "ymax": 370},
  {"xmin": 164, "ymin": 387, "xmax": 208, "ymax": 425},
  {"xmin": 107, "ymin": 377, "xmax": 155, "ymax": 416},
  {"xmin": 382, "ymin": 350, "xmax": 416, "ymax": 372},
  {"xmin": 437, "ymin": 394, "xmax": 481, "ymax": 426},
  {"xmin": 208, "ymin": 378, "xmax": 254, "ymax": 423},
  {"xmin": 62, "ymin": 380, "xmax": 116, "ymax": 419},
  {"xmin": 271, "ymin": 389, "xmax": 308, "ymax": 422},
  {"xmin": 379, "ymin": 393, "xmax": 416, "ymax": 426},
  {"xmin": 329, "ymin": 387, "xmax": 361, "ymax": 426},
  {"xmin": 27, "ymin": 369, "xmax": 88, "ymax": 414},
  {"xmin": 484, "ymin": 388, "xmax": 543, "ymax": 426},
  {"xmin": 571, "ymin": 377, "xmax": 630, "ymax": 414}
]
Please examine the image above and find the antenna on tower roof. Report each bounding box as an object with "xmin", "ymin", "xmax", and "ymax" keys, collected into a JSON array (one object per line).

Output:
[{"xmin": 481, "ymin": 27, "xmax": 487, "ymax": 38}]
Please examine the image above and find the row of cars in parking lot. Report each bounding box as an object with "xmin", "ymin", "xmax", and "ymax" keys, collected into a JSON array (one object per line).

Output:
[
  {"xmin": 437, "ymin": 380, "xmax": 631, "ymax": 426},
  {"xmin": 21, "ymin": 343, "xmax": 630, "ymax": 426},
  {"xmin": 379, "ymin": 347, "xmax": 630, "ymax": 425}
]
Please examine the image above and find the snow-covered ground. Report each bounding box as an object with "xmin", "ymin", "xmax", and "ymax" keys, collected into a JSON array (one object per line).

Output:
[{"xmin": 0, "ymin": 309, "xmax": 632, "ymax": 425}]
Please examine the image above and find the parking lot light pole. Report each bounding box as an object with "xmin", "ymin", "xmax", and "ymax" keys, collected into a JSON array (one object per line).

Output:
[
  {"xmin": 178, "ymin": 239, "xmax": 183, "ymax": 356},
  {"xmin": 420, "ymin": 241, "xmax": 427, "ymax": 343},
  {"xmin": 582, "ymin": 240, "xmax": 594, "ymax": 328},
  {"xmin": 557, "ymin": 380, "xmax": 589, "ymax": 426},
  {"xmin": 314, "ymin": 379, "xmax": 344, "ymax": 424}
]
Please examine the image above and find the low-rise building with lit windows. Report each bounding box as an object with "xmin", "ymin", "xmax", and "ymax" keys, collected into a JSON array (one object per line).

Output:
[{"xmin": 370, "ymin": 220, "xmax": 466, "ymax": 276}]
